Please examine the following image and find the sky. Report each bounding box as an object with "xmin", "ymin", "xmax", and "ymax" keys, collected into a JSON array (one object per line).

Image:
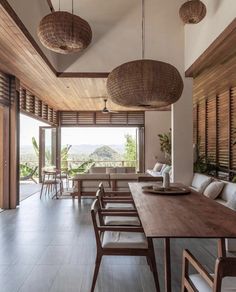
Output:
[{"xmin": 20, "ymin": 114, "xmax": 137, "ymax": 146}]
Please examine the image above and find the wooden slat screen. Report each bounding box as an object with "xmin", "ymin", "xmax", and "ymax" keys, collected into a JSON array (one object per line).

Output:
[
  {"xmin": 193, "ymin": 88, "xmax": 236, "ymax": 179},
  {"xmin": 0, "ymin": 72, "xmax": 10, "ymax": 106},
  {"xmin": 206, "ymin": 95, "xmax": 217, "ymax": 162},
  {"xmin": 231, "ymin": 87, "xmax": 236, "ymax": 169},
  {"xmin": 19, "ymin": 86, "xmax": 58, "ymax": 126},
  {"xmin": 198, "ymin": 100, "xmax": 206, "ymax": 157},
  {"xmin": 193, "ymin": 105, "xmax": 198, "ymax": 145},
  {"xmin": 217, "ymin": 90, "xmax": 229, "ymax": 168},
  {"xmin": 60, "ymin": 111, "xmax": 145, "ymax": 127}
]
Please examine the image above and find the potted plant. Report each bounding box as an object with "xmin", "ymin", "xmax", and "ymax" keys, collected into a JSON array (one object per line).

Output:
[{"xmin": 158, "ymin": 129, "xmax": 171, "ymax": 164}]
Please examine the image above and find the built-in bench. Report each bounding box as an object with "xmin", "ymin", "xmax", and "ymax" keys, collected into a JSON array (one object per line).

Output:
[{"xmin": 190, "ymin": 173, "xmax": 236, "ymax": 252}]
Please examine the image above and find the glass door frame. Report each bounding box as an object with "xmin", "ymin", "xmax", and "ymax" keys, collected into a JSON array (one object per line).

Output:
[{"xmin": 39, "ymin": 126, "xmax": 61, "ymax": 182}]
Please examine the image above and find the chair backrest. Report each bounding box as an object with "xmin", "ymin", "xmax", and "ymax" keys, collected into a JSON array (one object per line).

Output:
[
  {"xmin": 138, "ymin": 176, "xmax": 162, "ymax": 182},
  {"xmin": 91, "ymin": 199, "xmax": 102, "ymax": 249},
  {"xmin": 214, "ymin": 257, "xmax": 236, "ymax": 292},
  {"xmin": 98, "ymin": 182, "xmax": 105, "ymax": 197},
  {"xmin": 42, "ymin": 170, "xmax": 57, "ymax": 182},
  {"xmin": 96, "ymin": 187, "xmax": 106, "ymax": 209}
]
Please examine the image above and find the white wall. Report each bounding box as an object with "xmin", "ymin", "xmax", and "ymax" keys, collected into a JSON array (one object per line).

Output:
[
  {"xmin": 145, "ymin": 111, "xmax": 171, "ymax": 170},
  {"xmin": 7, "ymin": 0, "xmax": 58, "ymax": 69},
  {"xmin": 185, "ymin": 0, "xmax": 236, "ymax": 69}
]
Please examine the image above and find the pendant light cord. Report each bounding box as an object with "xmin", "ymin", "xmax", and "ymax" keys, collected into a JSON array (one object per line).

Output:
[{"xmin": 141, "ymin": 0, "xmax": 145, "ymax": 59}]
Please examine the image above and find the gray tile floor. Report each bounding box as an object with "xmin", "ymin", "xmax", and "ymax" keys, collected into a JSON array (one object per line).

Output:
[{"xmin": 0, "ymin": 193, "xmax": 228, "ymax": 292}]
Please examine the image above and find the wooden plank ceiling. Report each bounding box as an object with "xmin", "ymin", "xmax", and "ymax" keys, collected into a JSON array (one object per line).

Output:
[{"xmin": 0, "ymin": 5, "xmax": 167, "ymax": 112}]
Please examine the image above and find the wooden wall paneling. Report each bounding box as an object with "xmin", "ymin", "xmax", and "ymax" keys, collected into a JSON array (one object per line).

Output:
[
  {"xmin": 198, "ymin": 100, "xmax": 206, "ymax": 157},
  {"xmin": 0, "ymin": 105, "xmax": 10, "ymax": 209},
  {"xmin": 206, "ymin": 95, "xmax": 217, "ymax": 163},
  {"xmin": 231, "ymin": 87, "xmax": 236, "ymax": 170},
  {"xmin": 217, "ymin": 90, "xmax": 230, "ymax": 169},
  {"xmin": 9, "ymin": 76, "xmax": 19, "ymax": 208}
]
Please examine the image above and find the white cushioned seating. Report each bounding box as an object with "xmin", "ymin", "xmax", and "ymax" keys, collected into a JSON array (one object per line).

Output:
[
  {"xmin": 191, "ymin": 173, "xmax": 212, "ymax": 193},
  {"xmin": 102, "ymin": 231, "xmax": 148, "ymax": 249},
  {"xmin": 105, "ymin": 203, "xmax": 135, "ymax": 210},
  {"xmin": 215, "ymin": 198, "xmax": 228, "ymax": 206},
  {"xmin": 146, "ymin": 169, "xmax": 162, "ymax": 177},
  {"xmin": 104, "ymin": 216, "xmax": 140, "ymax": 226},
  {"xmin": 190, "ymin": 274, "xmax": 236, "ymax": 292},
  {"xmin": 226, "ymin": 198, "xmax": 236, "ymax": 211}
]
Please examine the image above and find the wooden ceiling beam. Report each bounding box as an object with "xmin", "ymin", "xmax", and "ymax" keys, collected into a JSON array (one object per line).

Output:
[{"xmin": 185, "ymin": 19, "xmax": 236, "ymax": 78}]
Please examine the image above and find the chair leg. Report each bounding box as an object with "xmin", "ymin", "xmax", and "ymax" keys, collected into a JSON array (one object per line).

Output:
[
  {"xmin": 91, "ymin": 254, "xmax": 102, "ymax": 292},
  {"xmin": 40, "ymin": 183, "xmax": 44, "ymax": 199}
]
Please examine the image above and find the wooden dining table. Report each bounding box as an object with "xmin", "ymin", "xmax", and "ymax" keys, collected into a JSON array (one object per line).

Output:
[{"xmin": 129, "ymin": 182, "xmax": 236, "ymax": 292}]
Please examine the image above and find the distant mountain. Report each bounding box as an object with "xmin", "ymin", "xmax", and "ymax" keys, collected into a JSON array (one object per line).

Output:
[
  {"xmin": 68, "ymin": 144, "xmax": 124, "ymax": 155},
  {"xmin": 89, "ymin": 145, "xmax": 121, "ymax": 160}
]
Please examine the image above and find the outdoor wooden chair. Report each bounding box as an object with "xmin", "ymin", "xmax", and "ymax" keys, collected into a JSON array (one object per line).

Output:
[
  {"xmin": 182, "ymin": 249, "xmax": 236, "ymax": 292},
  {"xmin": 40, "ymin": 170, "xmax": 62, "ymax": 199},
  {"xmin": 90, "ymin": 199, "xmax": 160, "ymax": 292},
  {"xmin": 96, "ymin": 188, "xmax": 140, "ymax": 226},
  {"xmin": 98, "ymin": 183, "xmax": 135, "ymax": 210}
]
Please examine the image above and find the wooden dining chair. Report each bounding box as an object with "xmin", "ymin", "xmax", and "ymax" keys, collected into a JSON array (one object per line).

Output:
[
  {"xmin": 138, "ymin": 176, "xmax": 163, "ymax": 182},
  {"xmin": 90, "ymin": 199, "xmax": 160, "ymax": 292},
  {"xmin": 98, "ymin": 182, "xmax": 135, "ymax": 210},
  {"xmin": 96, "ymin": 188, "xmax": 140, "ymax": 226},
  {"xmin": 98, "ymin": 181, "xmax": 132, "ymax": 197},
  {"xmin": 182, "ymin": 249, "xmax": 236, "ymax": 292}
]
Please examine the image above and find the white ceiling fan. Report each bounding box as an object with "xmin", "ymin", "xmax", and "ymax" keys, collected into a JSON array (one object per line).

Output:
[{"xmin": 101, "ymin": 98, "xmax": 119, "ymax": 114}]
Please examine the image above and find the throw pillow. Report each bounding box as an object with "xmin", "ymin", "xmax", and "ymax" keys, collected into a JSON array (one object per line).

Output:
[
  {"xmin": 162, "ymin": 165, "xmax": 171, "ymax": 174},
  {"xmin": 203, "ymin": 181, "xmax": 225, "ymax": 200},
  {"xmin": 153, "ymin": 162, "xmax": 163, "ymax": 172},
  {"xmin": 191, "ymin": 174, "xmax": 212, "ymax": 193}
]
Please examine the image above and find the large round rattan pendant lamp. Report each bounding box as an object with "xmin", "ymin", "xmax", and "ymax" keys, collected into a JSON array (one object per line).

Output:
[
  {"xmin": 179, "ymin": 0, "xmax": 206, "ymax": 24},
  {"xmin": 38, "ymin": 0, "xmax": 92, "ymax": 54},
  {"xmin": 107, "ymin": 0, "xmax": 183, "ymax": 108}
]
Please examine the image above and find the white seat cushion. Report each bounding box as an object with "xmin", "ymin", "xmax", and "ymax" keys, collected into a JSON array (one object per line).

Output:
[
  {"xmin": 104, "ymin": 216, "xmax": 140, "ymax": 226},
  {"xmin": 191, "ymin": 173, "xmax": 212, "ymax": 193},
  {"xmin": 225, "ymin": 198, "xmax": 236, "ymax": 211},
  {"xmin": 102, "ymin": 231, "xmax": 148, "ymax": 249},
  {"xmin": 203, "ymin": 181, "xmax": 225, "ymax": 200},
  {"xmin": 215, "ymin": 198, "xmax": 228, "ymax": 206},
  {"xmin": 105, "ymin": 203, "xmax": 135, "ymax": 210},
  {"xmin": 146, "ymin": 169, "xmax": 162, "ymax": 177},
  {"xmin": 190, "ymin": 274, "xmax": 236, "ymax": 292}
]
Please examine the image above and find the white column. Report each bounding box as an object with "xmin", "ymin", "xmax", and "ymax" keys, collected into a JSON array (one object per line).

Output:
[{"xmin": 171, "ymin": 78, "xmax": 193, "ymax": 185}]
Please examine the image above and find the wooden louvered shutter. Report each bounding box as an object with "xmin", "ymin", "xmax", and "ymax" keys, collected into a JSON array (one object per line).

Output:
[
  {"xmin": 59, "ymin": 111, "xmax": 145, "ymax": 127},
  {"xmin": 193, "ymin": 104, "xmax": 198, "ymax": 145},
  {"xmin": 206, "ymin": 95, "xmax": 217, "ymax": 162},
  {"xmin": 217, "ymin": 90, "xmax": 230, "ymax": 168},
  {"xmin": 0, "ymin": 72, "xmax": 10, "ymax": 106},
  {"xmin": 198, "ymin": 100, "xmax": 206, "ymax": 156},
  {"xmin": 230, "ymin": 87, "xmax": 236, "ymax": 169}
]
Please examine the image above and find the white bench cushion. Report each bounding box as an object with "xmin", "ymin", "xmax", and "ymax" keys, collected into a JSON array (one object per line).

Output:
[
  {"xmin": 102, "ymin": 231, "xmax": 148, "ymax": 249},
  {"xmin": 105, "ymin": 203, "xmax": 135, "ymax": 210},
  {"xmin": 191, "ymin": 173, "xmax": 212, "ymax": 193},
  {"xmin": 190, "ymin": 274, "xmax": 236, "ymax": 292},
  {"xmin": 104, "ymin": 216, "xmax": 140, "ymax": 226}
]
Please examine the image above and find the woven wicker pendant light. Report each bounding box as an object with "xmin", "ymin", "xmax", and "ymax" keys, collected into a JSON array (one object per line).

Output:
[
  {"xmin": 38, "ymin": 0, "xmax": 92, "ymax": 54},
  {"xmin": 107, "ymin": 0, "xmax": 183, "ymax": 109},
  {"xmin": 179, "ymin": 0, "xmax": 206, "ymax": 24}
]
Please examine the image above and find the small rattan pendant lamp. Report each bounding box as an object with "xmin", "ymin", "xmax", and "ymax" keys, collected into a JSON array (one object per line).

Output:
[
  {"xmin": 106, "ymin": 0, "xmax": 183, "ymax": 109},
  {"xmin": 179, "ymin": 0, "xmax": 206, "ymax": 24},
  {"xmin": 38, "ymin": 0, "xmax": 92, "ymax": 54}
]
